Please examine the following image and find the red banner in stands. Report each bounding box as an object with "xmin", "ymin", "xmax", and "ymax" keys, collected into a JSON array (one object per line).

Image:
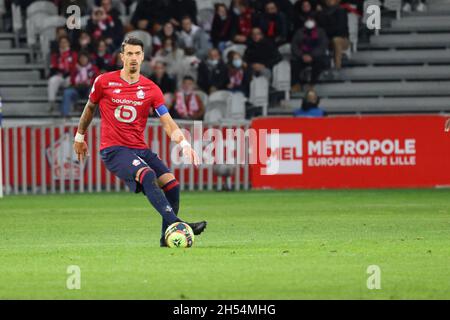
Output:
[{"xmin": 250, "ymin": 115, "xmax": 450, "ymax": 189}]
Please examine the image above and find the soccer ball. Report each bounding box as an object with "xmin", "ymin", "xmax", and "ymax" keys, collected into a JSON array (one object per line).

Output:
[{"xmin": 165, "ymin": 222, "xmax": 194, "ymax": 248}]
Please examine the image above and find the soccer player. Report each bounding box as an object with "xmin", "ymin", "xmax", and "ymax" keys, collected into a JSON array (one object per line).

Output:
[{"xmin": 73, "ymin": 37, "xmax": 207, "ymax": 247}]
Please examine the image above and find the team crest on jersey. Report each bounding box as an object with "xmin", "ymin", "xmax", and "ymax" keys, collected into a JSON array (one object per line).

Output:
[{"xmin": 136, "ymin": 89, "xmax": 145, "ymax": 99}]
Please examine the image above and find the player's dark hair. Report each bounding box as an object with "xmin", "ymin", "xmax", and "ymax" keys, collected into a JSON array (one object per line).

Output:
[{"xmin": 120, "ymin": 37, "xmax": 144, "ymax": 53}]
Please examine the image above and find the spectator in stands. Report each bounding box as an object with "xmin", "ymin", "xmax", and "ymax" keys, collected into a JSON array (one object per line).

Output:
[
  {"xmin": 229, "ymin": 0, "xmax": 255, "ymax": 44},
  {"xmin": 92, "ymin": 39, "xmax": 115, "ymax": 72},
  {"xmin": 292, "ymin": 0, "xmax": 318, "ymax": 32},
  {"xmin": 291, "ymin": 17, "xmax": 328, "ymax": 91},
  {"xmin": 151, "ymin": 37, "xmax": 185, "ymax": 83},
  {"xmin": 50, "ymin": 26, "xmax": 69, "ymax": 54},
  {"xmin": 171, "ymin": 76, "xmax": 205, "ymax": 120},
  {"xmin": 86, "ymin": 5, "xmax": 123, "ymax": 50},
  {"xmin": 75, "ymin": 31, "xmax": 95, "ymax": 54},
  {"xmin": 226, "ymin": 51, "xmax": 251, "ymax": 96},
  {"xmin": 293, "ymin": 89, "xmax": 325, "ymax": 117},
  {"xmin": 211, "ymin": 3, "xmax": 233, "ymax": 52},
  {"xmin": 177, "ymin": 15, "xmax": 211, "ymax": 60},
  {"xmin": 243, "ymin": 27, "xmax": 282, "ymax": 79},
  {"xmin": 257, "ymin": 1, "xmax": 289, "ymax": 46},
  {"xmin": 316, "ymin": 0, "xmax": 349, "ymax": 70},
  {"xmin": 153, "ymin": 22, "xmax": 178, "ymax": 54},
  {"xmin": 60, "ymin": 51, "xmax": 98, "ymax": 118},
  {"xmin": 131, "ymin": 0, "xmax": 170, "ymax": 32},
  {"xmin": 48, "ymin": 36, "xmax": 78, "ymax": 111},
  {"xmin": 149, "ymin": 61, "xmax": 177, "ymax": 107},
  {"xmin": 197, "ymin": 48, "xmax": 229, "ymax": 94},
  {"xmin": 168, "ymin": 0, "xmax": 198, "ymax": 28}
]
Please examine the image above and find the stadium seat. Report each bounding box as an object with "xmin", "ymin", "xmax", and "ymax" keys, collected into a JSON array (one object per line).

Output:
[
  {"xmin": 26, "ymin": 1, "xmax": 58, "ymax": 46},
  {"xmin": 346, "ymin": 49, "xmax": 450, "ymax": 66},
  {"xmin": 278, "ymin": 43, "xmax": 291, "ymax": 60},
  {"xmin": 383, "ymin": 0, "xmax": 402, "ymax": 19},
  {"xmin": 195, "ymin": 90, "xmax": 209, "ymax": 107},
  {"xmin": 272, "ymin": 60, "xmax": 291, "ymax": 100},
  {"xmin": 125, "ymin": 30, "xmax": 153, "ymax": 58},
  {"xmin": 37, "ymin": 16, "xmax": 67, "ymax": 69},
  {"xmin": 222, "ymin": 44, "xmax": 247, "ymax": 61},
  {"xmin": 348, "ymin": 13, "xmax": 359, "ymax": 53},
  {"xmin": 227, "ymin": 92, "xmax": 247, "ymax": 120},
  {"xmin": 209, "ymin": 90, "xmax": 233, "ymax": 107},
  {"xmin": 369, "ymin": 33, "xmax": 450, "ymax": 48},
  {"xmin": 198, "ymin": 8, "xmax": 214, "ymax": 33},
  {"xmin": 249, "ymin": 76, "xmax": 269, "ymax": 116}
]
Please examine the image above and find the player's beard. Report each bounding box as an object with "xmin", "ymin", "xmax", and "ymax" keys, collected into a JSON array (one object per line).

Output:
[{"xmin": 129, "ymin": 65, "xmax": 138, "ymax": 74}]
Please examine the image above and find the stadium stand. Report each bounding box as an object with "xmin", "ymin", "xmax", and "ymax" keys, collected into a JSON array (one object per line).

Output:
[{"xmin": 0, "ymin": 0, "xmax": 450, "ymax": 118}]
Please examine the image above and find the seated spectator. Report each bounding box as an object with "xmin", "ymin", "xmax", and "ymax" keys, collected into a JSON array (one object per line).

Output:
[
  {"xmin": 60, "ymin": 52, "xmax": 99, "ymax": 118},
  {"xmin": 153, "ymin": 22, "xmax": 178, "ymax": 54},
  {"xmin": 257, "ymin": 1, "xmax": 289, "ymax": 46},
  {"xmin": 197, "ymin": 48, "xmax": 229, "ymax": 94},
  {"xmin": 48, "ymin": 36, "xmax": 78, "ymax": 110},
  {"xmin": 316, "ymin": 0, "xmax": 349, "ymax": 70},
  {"xmin": 75, "ymin": 31, "xmax": 95, "ymax": 54},
  {"xmin": 243, "ymin": 27, "xmax": 282, "ymax": 79},
  {"xmin": 131, "ymin": 0, "xmax": 170, "ymax": 32},
  {"xmin": 211, "ymin": 3, "xmax": 233, "ymax": 52},
  {"xmin": 151, "ymin": 37, "xmax": 185, "ymax": 83},
  {"xmin": 149, "ymin": 61, "xmax": 176, "ymax": 107},
  {"xmin": 171, "ymin": 76, "xmax": 205, "ymax": 120},
  {"xmin": 177, "ymin": 15, "xmax": 211, "ymax": 60},
  {"xmin": 291, "ymin": 17, "xmax": 328, "ymax": 91},
  {"xmin": 50, "ymin": 26, "xmax": 68, "ymax": 54},
  {"xmin": 226, "ymin": 51, "xmax": 251, "ymax": 96},
  {"xmin": 92, "ymin": 39, "xmax": 115, "ymax": 72},
  {"xmin": 293, "ymin": 89, "xmax": 325, "ymax": 117},
  {"xmin": 230, "ymin": 0, "xmax": 255, "ymax": 44},
  {"xmin": 86, "ymin": 6, "xmax": 123, "ymax": 51},
  {"xmin": 293, "ymin": 0, "xmax": 318, "ymax": 31},
  {"xmin": 168, "ymin": 0, "xmax": 198, "ymax": 28}
]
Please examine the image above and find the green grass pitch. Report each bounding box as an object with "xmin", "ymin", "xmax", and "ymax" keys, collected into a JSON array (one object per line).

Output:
[{"xmin": 0, "ymin": 189, "xmax": 449, "ymax": 299}]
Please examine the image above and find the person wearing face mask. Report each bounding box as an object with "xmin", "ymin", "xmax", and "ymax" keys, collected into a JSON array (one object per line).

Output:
[
  {"xmin": 226, "ymin": 51, "xmax": 251, "ymax": 96},
  {"xmin": 293, "ymin": 0, "xmax": 318, "ymax": 32},
  {"xmin": 291, "ymin": 17, "xmax": 328, "ymax": 92},
  {"xmin": 197, "ymin": 48, "xmax": 229, "ymax": 94},
  {"xmin": 211, "ymin": 3, "xmax": 233, "ymax": 51},
  {"xmin": 293, "ymin": 89, "xmax": 325, "ymax": 117},
  {"xmin": 171, "ymin": 76, "xmax": 205, "ymax": 120},
  {"xmin": 256, "ymin": 1, "xmax": 288, "ymax": 46}
]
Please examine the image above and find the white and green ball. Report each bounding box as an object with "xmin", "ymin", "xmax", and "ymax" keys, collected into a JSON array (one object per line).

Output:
[{"xmin": 165, "ymin": 222, "xmax": 194, "ymax": 248}]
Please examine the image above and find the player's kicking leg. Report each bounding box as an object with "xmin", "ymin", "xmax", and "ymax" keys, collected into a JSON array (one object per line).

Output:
[
  {"xmin": 100, "ymin": 146, "xmax": 206, "ymax": 246},
  {"xmin": 138, "ymin": 149, "xmax": 206, "ymax": 247}
]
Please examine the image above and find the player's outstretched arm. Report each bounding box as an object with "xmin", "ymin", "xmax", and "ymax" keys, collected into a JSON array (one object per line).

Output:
[
  {"xmin": 73, "ymin": 99, "xmax": 98, "ymax": 162},
  {"xmin": 159, "ymin": 113, "xmax": 200, "ymax": 166},
  {"xmin": 445, "ymin": 118, "xmax": 450, "ymax": 132}
]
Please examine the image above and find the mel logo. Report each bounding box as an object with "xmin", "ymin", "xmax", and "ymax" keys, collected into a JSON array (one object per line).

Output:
[{"xmin": 262, "ymin": 133, "xmax": 303, "ymax": 175}]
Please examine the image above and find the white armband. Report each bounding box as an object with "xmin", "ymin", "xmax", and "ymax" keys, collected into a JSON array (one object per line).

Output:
[
  {"xmin": 74, "ymin": 132, "xmax": 85, "ymax": 143},
  {"xmin": 179, "ymin": 139, "xmax": 191, "ymax": 148}
]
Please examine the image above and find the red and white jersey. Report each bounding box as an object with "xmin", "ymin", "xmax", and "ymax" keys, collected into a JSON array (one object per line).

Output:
[{"xmin": 89, "ymin": 70, "xmax": 166, "ymax": 150}]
